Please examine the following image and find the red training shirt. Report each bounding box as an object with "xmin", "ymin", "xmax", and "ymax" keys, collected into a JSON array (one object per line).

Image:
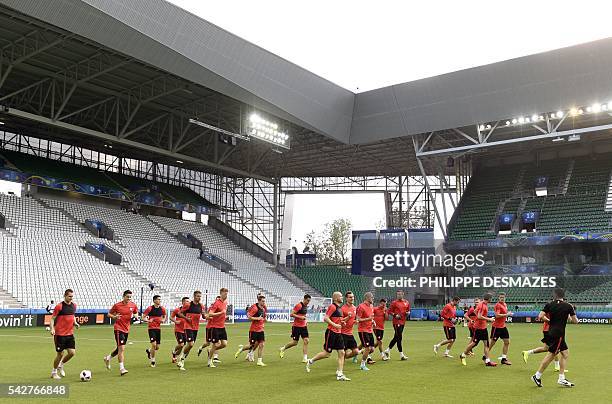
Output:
[
  {"xmin": 542, "ymin": 311, "xmax": 550, "ymax": 332},
  {"xmin": 473, "ymin": 301, "xmax": 489, "ymax": 330},
  {"xmin": 248, "ymin": 303, "xmax": 267, "ymax": 332},
  {"xmin": 171, "ymin": 307, "xmax": 185, "ymax": 333},
  {"xmin": 143, "ymin": 305, "xmax": 166, "ymax": 330},
  {"xmin": 341, "ymin": 304, "xmax": 357, "ymax": 335},
  {"xmin": 208, "ymin": 298, "xmax": 227, "ymax": 328},
  {"xmin": 440, "ymin": 303, "xmax": 456, "ymax": 328},
  {"xmin": 356, "ymin": 302, "xmax": 374, "ymax": 333},
  {"xmin": 110, "ymin": 301, "xmax": 138, "ymax": 333},
  {"xmin": 493, "ymin": 302, "xmax": 508, "ymax": 328},
  {"xmin": 292, "ymin": 302, "xmax": 308, "ymax": 327},
  {"xmin": 373, "ymin": 306, "xmax": 386, "ymax": 330},
  {"xmin": 389, "ymin": 299, "xmax": 410, "ymax": 325},
  {"xmin": 181, "ymin": 301, "xmax": 205, "ymax": 331},
  {"xmin": 53, "ymin": 302, "xmax": 76, "ymax": 336},
  {"xmin": 325, "ymin": 303, "xmax": 343, "ymax": 333}
]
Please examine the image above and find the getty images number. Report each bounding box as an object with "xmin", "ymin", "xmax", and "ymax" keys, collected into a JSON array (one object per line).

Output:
[{"xmin": 7, "ymin": 385, "xmax": 67, "ymax": 395}]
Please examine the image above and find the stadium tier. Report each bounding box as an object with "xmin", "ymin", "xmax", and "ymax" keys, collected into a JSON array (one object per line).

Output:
[
  {"xmin": 449, "ymin": 156, "xmax": 612, "ymax": 240},
  {"xmin": 0, "ymin": 149, "xmax": 214, "ymax": 208},
  {"xmin": 0, "ymin": 193, "xmax": 307, "ymax": 309}
]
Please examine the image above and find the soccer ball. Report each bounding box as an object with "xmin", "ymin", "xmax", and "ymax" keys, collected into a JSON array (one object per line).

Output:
[
  {"xmin": 45, "ymin": 326, "xmax": 50, "ymax": 331},
  {"xmin": 80, "ymin": 370, "xmax": 92, "ymax": 382}
]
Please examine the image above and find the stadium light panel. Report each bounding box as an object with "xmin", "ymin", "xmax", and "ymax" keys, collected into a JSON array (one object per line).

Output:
[
  {"xmin": 0, "ymin": 121, "xmax": 4, "ymax": 125},
  {"xmin": 247, "ymin": 113, "xmax": 290, "ymax": 149},
  {"xmin": 552, "ymin": 136, "xmax": 566, "ymax": 142}
]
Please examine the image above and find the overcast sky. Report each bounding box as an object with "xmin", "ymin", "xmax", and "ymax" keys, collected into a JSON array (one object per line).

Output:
[
  {"xmin": 287, "ymin": 193, "xmax": 386, "ymax": 253},
  {"xmin": 168, "ymin": 0, "xmax": 612, "ymax": 92}
]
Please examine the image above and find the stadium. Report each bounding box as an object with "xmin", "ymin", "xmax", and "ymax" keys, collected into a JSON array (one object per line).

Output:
[{"xmin": 0, "ymin": 1, "xmax": 611, "ymax": 402}]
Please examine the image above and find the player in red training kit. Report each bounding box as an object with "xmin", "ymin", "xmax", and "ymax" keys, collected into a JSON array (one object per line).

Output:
[
  {"xmin": 341, "ymin": 291, "xmax": 360, "ymax": 363},
  {"xmin": 305, "ymin": 291, "xmax": 351, "ymax": 381},
  {"xmin": 49, "ymin": 289, "xmax": 79, "ymax": 380},
  {"xmin": 235, "ymin": 295, "xmax": 268, "ymax": 366},
  {"xmin": 279, "ymin": 294, "xmax": 312, "ymax": 363},
  {"xmin": 207, "ymin": 288, "xmax": 229, "ymax": 368},
  {"xmin": 175, "ymin": 290, "xmax": 206, "ymax": 370},
  {"xmin": 459, "ymin": 293, "xmax": 496, "ymax": 367},
  {"xmin": 434, "ymin": 296, "xmax": 460, "ymax": 358},
  {"xmin": 373, "ymin": 298, "xmax": 388, "ymax": 361},
  {"xmin": 356, "ymin": 292, "xmax": 376, "ymax": 371},
  {"xmin": 170, "ymin": 296, "xmax": 190, "ymax": 364},
  {"xmin": 104, "ymin": 290, "xmax": 139, "ymax": 375},
  {"xmin": 198, "ymin": 296, "xmax": 221, "ymax": 363},
  {"xmin": 383, "ymin": 290, "xmax": 410, "ymax": 360},
  {"xmin": 143, "ymin": 294, "xmax": 167, "ymax": 367},
  {"xmin": 489, "ymin": 292, "xmax": 513, "ymax": 365}
]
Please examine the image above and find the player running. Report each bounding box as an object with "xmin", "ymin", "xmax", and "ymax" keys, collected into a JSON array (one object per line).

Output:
[
  {"xmin": 104, "ymin": 290, "xmax": 138, "ymax": 375},
  {"xmin": 207, "ymin": 288, "xmax": 229, "ymax": 368},
  {"xmin": 383, "ymin": 290, "xmax": 410, "ymax": 361},
  {"xmin": 373, "ymin": 298, "xmax": 388, "ymax": 361},
  {"xmin": 459, "ymin": 293, "xmax": 496, "ymax": 367},
  {"xmin": 49, "ymin": 289, "xmax": 79, "ymax": 380},
  {"xmin": 341, "ymin": 291, "xmax": 360, "ymax": 363},
  {"xmin": 198, "ymin": 295, "xmax": 221, "ymax": 363},
  {"xmin": 356, "ymin": 292, "xmax": 376, "ymax": 371},
  {"xmin": 305, "ymin": 291, "xmax": 351, "ymax": 381},
  {"xmin": 489, "ymin": 292, "xmax": 513, "ymax": 365},
  {"xmin": 433, "ymin": 296, "xmax": 460, "ymax": 358},
  {"xmin": 235, "ymin": 295, "xmax": 268, "ymax": 366},
  {"xmin": 464, "ymin": 298, "xmax": 480, "ymax": 342},
  {"xmin": 279, "ymin": 294, "xmax": 311, "ymax": 363},
  {"xmin": 143, "ymin": 295, "xmax": 167, "ymax": 367},
  {"xmin": 170, "ymin": 297, "xmax": 189, "ymax": 364},
  {"xmin": 531, "ymin": 288, "xmax": 578, "ymax": 388},
  {"xmin": 175, "ymin": 290, "xmax": 206, "ymax": 370},
  {"xmin": 522, "ymin": 303, "xmax": 566, "ymax": 372}
]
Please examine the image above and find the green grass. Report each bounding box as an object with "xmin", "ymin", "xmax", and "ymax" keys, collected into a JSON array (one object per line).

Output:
[{"xmin": 0, "ymin": 322, "xmax": 610, "ymax": 403}]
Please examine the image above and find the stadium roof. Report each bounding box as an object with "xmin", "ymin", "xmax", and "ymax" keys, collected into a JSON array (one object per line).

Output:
[{"xmin": 2, "ymin": 0, "xmax": 612, "ymax": 180}]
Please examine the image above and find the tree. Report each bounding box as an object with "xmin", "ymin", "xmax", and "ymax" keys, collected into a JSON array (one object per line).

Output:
[
  {"xmin": 326, "ymin": 218, "xmax": 352, "ymax": 264},
  {"xmin": 304, "ymin": 218, "xmax": 352, "ymax": 265}
]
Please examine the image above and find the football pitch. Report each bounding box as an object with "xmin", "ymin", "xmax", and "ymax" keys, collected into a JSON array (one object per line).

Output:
[{"xmin": 0, "ymin": 322, "xmax": 610, "ymax": 403}]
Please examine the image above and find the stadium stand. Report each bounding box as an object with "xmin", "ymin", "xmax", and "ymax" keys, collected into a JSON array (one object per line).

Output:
[
  {"xmin": 449, "ymin": 156, "xmax": 612, "ymax": 240},
  {"xmin": 149, "ymin": 215, "xmax": 307, "ymax": 299},
  {"xmin": 0, "ymin": 192, "xmax": 307, "ymax": 309}
]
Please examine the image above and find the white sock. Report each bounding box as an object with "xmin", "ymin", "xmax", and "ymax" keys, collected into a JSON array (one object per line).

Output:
[
  {"xmin": 485, "ymin": 358, "xmax": 491, "ymax": 363},
  {"xmin": 554, "ymin": 360, "xmax": 560, "ymax": 367},
  {"xmin": 208, "ymin": 359, "xmax": 213, "ymax": 365},
  {"xmin": 445, "ymin": 349, "xmax": 450, "ymax": 354},
  {"xmin": 535, "ymin": 371, "xmax": 543, "ymax": 379},
  {"xmin": 435, "ymin": 344, "xmax": 440, "ymax": 348},
  {"xmin": 528, "ymin": 349, "xmax": 535, "ymax": 354},
  {"xmin": 303, "ymin": 354, "xmax": 308, "ymax": 359},
  {"xmin": 361, "ymin": 360, "xmax": 366, "ymax": 366},
  {"xmin": 558, "ymin": 373, "xmax": 565, "ymax": 380},
  {"xmin": 257, "ymin": 357, "xmax": 263, "ymax": 362},
  {"xmin": 214, "ymin": 354, "xmax": 219, "ymax": 359},
  {"xmin": 501, "ymin": 354, "xmax": 507, "ymax": 359},
  {"xmin": 104, "ymin": 355, "xmax": 111, "ymax": 361},
  {"xmin": 119, "ymin": 362, "xmax": 125, "ymax": 370},
  {"xmin": 52, "ymin": 368, "xmax": 58, "ymax": 373}
]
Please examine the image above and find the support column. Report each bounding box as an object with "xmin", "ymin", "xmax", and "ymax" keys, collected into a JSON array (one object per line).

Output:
[{"xmin": 272, "ymin": 179, "xmax": 279, "ymax": 266}]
